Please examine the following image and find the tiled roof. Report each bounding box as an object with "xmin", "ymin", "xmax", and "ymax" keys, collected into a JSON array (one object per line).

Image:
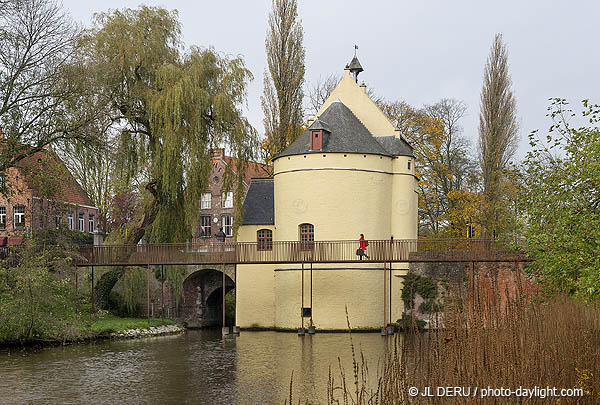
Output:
[
  {"xmin": 276, "ymin": 100, "xmax": 392, "ymax": 158},
  {"xmin": 19, "ymin": 150, "xmax": 96, "ymax": 207},
  {"xmin": 241, "ymin": 179, "xmax": 274, "ymax": 225},
  {"xmin": 222, "ymin": 156, "xmax": 270, "ymax": 187},
  {"xmin": 374, "ymin": 135, "xmax": 415, "ymax": 158}
]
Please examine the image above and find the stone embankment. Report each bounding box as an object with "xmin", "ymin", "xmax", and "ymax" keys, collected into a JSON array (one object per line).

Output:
[{"xmin": 109, "ymin": 324, "xmax": 185, "ymax": 339}]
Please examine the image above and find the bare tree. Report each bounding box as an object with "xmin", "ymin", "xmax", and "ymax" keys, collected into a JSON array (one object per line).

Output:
[
  {"xmin": 305, "ymin": 71, "xmax": 384, "ymax": 120},
  {"xmin": 305, "ymin": 73, "xmax": 340, "ymax": 118},
  {"xmin": 0, "ymin": 0, "xmax": 98, "ymax": 180},
  {"xmin": 59, "ymin": 131, "xmax": 115, "ymax": 233},
  {"xmin": 425, "ymin": 99, "xmax": 477, "ymax": 194},
  {"xmin": 261, "ymin": 0, "xmax": 305, "ymax": 170},
  {"xmin": 382, "ymin": 98, "xmax": 478, "ymax": 236},
  {"xmin": 478, "ymin": 33, "xmax": 519, "ymax": 238}
]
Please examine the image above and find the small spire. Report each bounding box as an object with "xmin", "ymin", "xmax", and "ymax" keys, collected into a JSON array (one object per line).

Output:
[{"xmin": 348, "ymin": 46, "xmax": 363, "ymax": 83}]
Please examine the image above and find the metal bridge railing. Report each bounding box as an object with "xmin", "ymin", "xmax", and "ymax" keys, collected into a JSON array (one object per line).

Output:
[{"xmin": 74, "ymin": 239, "xmax": 528, "ymax": 267}]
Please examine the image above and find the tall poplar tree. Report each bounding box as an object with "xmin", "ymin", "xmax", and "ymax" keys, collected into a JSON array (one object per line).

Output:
[
  {"xmin": 478, "ymin": 33, "xmax": 518, "ymax": 238},
  {"xmin": 79, "ymin": 6, "xmax": 258, "ymax": 307},
  {"xmin": 261, "ymin": 0, "xmax": 305, "ymax": 170}
]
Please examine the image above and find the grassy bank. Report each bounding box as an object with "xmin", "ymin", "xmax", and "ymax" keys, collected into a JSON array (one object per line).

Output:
[
  {"xmin": 87, "ymin": 316, "xmax": 175, "ymax": 335},
  {"xmin": 0, "ymin": 314, "xmax": 179, "ymax": 347}
]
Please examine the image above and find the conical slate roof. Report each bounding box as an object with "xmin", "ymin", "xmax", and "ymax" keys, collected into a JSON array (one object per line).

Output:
[
  {"xmin": 374, "ymin": 135, "xmax": 414, "ymax": 158},
  {"xmin": 309, "ymin": 117, "xmax": 331, "ymax": 132},
  {"xmin": 276, "ymin": 100, "xmax": 391, "ymax": 158},
  {"xmin": 348, "ymin": 56, "xmax": 363, "ymax": 73}
]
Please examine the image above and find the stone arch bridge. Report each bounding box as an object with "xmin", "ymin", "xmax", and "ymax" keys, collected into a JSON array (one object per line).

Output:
[{"xmin": 176, "ymin": 264, "xmax": 235, "ymax": 328}]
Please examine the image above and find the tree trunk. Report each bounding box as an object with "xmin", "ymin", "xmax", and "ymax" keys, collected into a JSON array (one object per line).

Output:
[{"xmin": 92, "ymin": 182, "xmax": 160, "ymax": 309}]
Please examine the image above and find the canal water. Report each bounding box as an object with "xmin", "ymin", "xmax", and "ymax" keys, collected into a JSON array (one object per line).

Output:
[{"xmin": 0, "ymin": 330, "xmax": 399, "ymax": 404}]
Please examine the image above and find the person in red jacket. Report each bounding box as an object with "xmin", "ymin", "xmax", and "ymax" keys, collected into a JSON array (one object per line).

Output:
[{"xmin": 358, "ymin": 234, "xmax": 369, "ymax": 260}]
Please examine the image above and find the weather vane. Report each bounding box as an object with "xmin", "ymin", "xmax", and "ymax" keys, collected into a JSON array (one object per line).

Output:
[{"xmin": 354, "ymin": 44, "xmax": 358, "ymax": 57}]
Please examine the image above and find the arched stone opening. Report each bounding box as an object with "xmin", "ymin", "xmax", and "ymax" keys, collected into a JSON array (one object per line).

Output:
[{"xmin": 178, "ymin": 269, "xmax": 234, "ymax": 328}]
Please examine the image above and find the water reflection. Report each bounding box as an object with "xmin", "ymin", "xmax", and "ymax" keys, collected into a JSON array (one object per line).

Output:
[{"xmin": 0, "ymin": 330, "xmax": 400, "ymax": 404}]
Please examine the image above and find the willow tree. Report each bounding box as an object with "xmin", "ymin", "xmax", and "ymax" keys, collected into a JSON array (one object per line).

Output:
[
  {"xmin": 478, "ymin": 34, "xmax": 519, "ymax": 238},
  {"xmin": 80, "ymin": 6, "xmax": 258, "ymax": 308},
  {"xmin": 261, "ymin": 0, "xmax": 305, "ymax": 170}
]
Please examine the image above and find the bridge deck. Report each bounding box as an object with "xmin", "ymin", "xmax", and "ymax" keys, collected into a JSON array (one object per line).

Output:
[{"xmin": 75, "ymin": 239, "xmax": 531, "ymax": 267}]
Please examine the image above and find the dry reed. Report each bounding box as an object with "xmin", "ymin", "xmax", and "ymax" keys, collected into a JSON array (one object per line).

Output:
[{"xmin": 323, "ymin": 266, "xmax": 600, "ymax": 404}]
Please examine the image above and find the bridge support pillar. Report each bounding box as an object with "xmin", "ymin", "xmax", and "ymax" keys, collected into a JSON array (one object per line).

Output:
[
  {"xmin": 389, "ymin": 261, "xmax": 393, "ymax": 330},
  {"xmin": 147, "ymin": 264, "xmax": 150, "ymax": 323},
  {"xmin": 233, "ymin": 264, "xmax": 240, "ymax": 335},
  {"xmin": 382, "ymin": 262, "xmax": 386, "ymax": 331},
  {"xmin": 222, "ymin": 263, "xmax": 227, "ymax": 335},
  {"xmin": 91, "ymin": 266, "xmax": 94, "ymax": 312}
]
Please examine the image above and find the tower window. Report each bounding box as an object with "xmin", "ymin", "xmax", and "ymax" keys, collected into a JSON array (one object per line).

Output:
[
  {"xmin": 299, "ymin": 223, "xmax": 314, "ymax": 250},
  {"xmin": 257, "ymin": 229, "xmax": 273, "ymax": 251},
  {"xmin": 408, "ymin": 160, "xmax": 412, "ymax": 170}
]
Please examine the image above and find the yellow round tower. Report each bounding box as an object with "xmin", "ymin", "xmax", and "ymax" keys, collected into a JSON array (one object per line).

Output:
[{"xmin": 236, "ymin": 58, "xmax": 418, "ymax": 330}]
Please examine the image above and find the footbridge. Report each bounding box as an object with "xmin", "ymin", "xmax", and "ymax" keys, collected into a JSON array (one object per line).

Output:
[
  {"xmin": 75, "ymin": 238, "xmax": 531, "ymax": 267},
  {"xmin": 74, "ymin": 239, "xmax": 531, "ymax": 332}
]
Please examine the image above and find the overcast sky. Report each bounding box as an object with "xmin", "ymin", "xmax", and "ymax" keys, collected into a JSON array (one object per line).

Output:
[{"xmin": 62, "ymin": 0, "xmax": 600, "ymax": 160}]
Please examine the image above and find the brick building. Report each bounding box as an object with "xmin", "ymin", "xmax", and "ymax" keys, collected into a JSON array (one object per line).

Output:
[
  {"xmin": 194, "ymin": 149, "xmax": 268, "ymax": 241},
  {"xmin": 0, "ymin": 147, "xmax": 98, "ymax": 245}
]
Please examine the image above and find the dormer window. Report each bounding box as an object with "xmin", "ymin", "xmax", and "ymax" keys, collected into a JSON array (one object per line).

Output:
[
  {"xmin": 310, "ymin": 129, "xmax": 323, "ymax": 150},
  {"xmin": 308, "ymin": 118, "xmax": 330, "ymax": 152}
]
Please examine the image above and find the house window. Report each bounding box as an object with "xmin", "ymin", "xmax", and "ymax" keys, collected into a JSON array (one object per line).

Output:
[
  {"xmin": 221, "ymin": 191, "xmax": 233, "ymax": 208},
  {"xmin": 299, "ymin": 223, "xmax": 314, "ymax": 250},
  {"xmin": 0, "ymin": 207, "xmax": 5, "ymax": 230},
  {"xmin": 200, "ymin": 216, "xmax": 211, "ymax": 237},
  {"xmin": 14, "ymin": 206, "xmax": 25, "ymax": 229},
  {"xmin": 257, "ymin": 229, "xmax": 273, "ymax": 251},
  {"xmin": 68, "ymin": 212, "xmax": 74, "ymax": 230},
  {"xmin": 88, "ymin": 215, "xmax": 94, "ymax": 233},
  {"xmin": 200, "ymin": 193, "xmax": 211, "ymax": 209},
  {"xmin": 78, "ymin": 212, "xmax": 84, "ymax": 232},
  {"xmin": 222, "ymin": 215, "xmax": 233, "ymax": 237},
  {"xmin": 0, "ymin": 174, "xmax": 5, "ymax": 190},
  {"xmin": 55, "ymin": 215, "xmax": 61, "ymax": 229}
]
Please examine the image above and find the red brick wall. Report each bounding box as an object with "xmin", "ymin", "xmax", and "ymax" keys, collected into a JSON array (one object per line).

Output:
[
  {"xmin": 467, "ymin": 262, "xmax": 540, "ymax": 317},
  {"xmin": 0, "ymin": 167, "xmax": 35, "ymax": 238},
  {"xmin": 0, "ymin": 166, "xmax": 98, "ymax": 240},
  {"xmin": 194, "ymin": 153, "xmax": 246, "ymax": 240}
]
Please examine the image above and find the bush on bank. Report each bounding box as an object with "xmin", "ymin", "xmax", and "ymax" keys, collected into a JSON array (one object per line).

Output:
[
  {"xmin": 0, "ymin": 238, "xmax": 178, "ymax": 345},
  {"xmin": 0, "ymin": 244, "xmax": 86, "ymax": 344}
]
